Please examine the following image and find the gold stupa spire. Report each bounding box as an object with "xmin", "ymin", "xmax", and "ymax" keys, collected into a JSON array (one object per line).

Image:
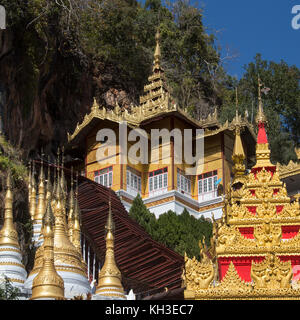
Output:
[
  {"xmin": 253, "ymin": 76, "xmax": 273, "ymax": 169},
  {"xmin": 0, "ymin": 171, "xmax": 19, "ymax": 247},
  {"xmin": 53, "ymin": 161, "xmax": 71, "ymax": 245},
  {"xmin": 60, "ymin": 147, "xmax": 67, "ymax": 204},
  {"xmin": 232, "ymin": 87, "xmax": 246, "ymax": 179},
  {"xmin": 38, "ymin": 156, "xmax": 53, "ymax": 245},
  {"xmin": 153, "ymin": 29, "xmax": 162, "ymax": 72},
  {"xmin": 68, "ymin": 167, "xmax": 75, "ymax": 243},
  {"xmin": 95, "ymin": 195, "xmax": 125, "ymax": 298},
  {"xmin": 35, "ymin": 150, "xmax": 46, "ymax": 221},
  {"xmin": 31, "ymin": 199, "xmax": 65, "ymax": 300},
  {"xmin": 28, "ymin": 161, "xmax": 32, "ymax": 204},
  {"xmin": 256, "ymin": 76, "xmax": 267, "ymax": 124},
  {"xmin": 72, "ymin": 172, "xmax": 82, "ymax": 255},
  {"xmin": 51, "ymin": 157, "xmax": 58, "ymax": 209},
  {"xmin": 29, "ymin": 161, "xmax": 37, "ymax": 221},
  {"xmin": 46, "ymin": 156, "xmax": 53, "ymax": 203}
]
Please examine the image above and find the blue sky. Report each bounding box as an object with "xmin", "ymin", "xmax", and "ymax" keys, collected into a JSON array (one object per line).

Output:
[
  {"xmin": 200, "ymin": 0, "xmax": 300, "ymax": 78},
  {"xmin": 140, "ymin": 0, "xmax": 300, "ymax": 79}
]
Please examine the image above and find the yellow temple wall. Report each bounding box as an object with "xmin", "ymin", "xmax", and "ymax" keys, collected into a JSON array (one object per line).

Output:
[{"xmin": 84, "ymin": 118, "xmax": 237, "ymax": 200}]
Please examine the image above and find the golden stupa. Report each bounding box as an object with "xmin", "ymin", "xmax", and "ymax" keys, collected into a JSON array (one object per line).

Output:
[
  {"xmin": 183, "ymin": 81, "xmax": 300, "ymax": 300},
  {"xmin": 31, "ymin": 199, "xmax": 65, "ymax": 300},
  {"xmin": 95, "ymin": 198, "xmax": 126, "ymax": 299}
]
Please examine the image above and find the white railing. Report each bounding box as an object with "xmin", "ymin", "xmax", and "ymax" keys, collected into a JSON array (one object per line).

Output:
[
  {"xmin": 198, "ymin": 190, "xmax": 218, "ymax": 202},
  {"xmin": 149, "ymin": 187, "xmax": 168, "ymax": 198}
]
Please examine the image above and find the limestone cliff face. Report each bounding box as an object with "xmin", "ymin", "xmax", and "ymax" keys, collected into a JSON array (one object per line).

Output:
[{"xmin": 0, "ymin": 29, "xmax": 136, "ymax": 159}]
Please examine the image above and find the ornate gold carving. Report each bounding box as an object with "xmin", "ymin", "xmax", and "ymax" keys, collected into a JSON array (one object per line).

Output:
[
  {"xmin": 182, "ymin": 251, "xmax": 215, "ymax": 291},
  {"xmin": 253, "ymin": 220, "xmax": 281, "ymax": 248},
  {"xmin": 278, "ymin": 160, "xmax": 300, "ymax": 179},
  {"xmin": 251, "ymin": 253, "xmax": 293, "ymax": 289}
]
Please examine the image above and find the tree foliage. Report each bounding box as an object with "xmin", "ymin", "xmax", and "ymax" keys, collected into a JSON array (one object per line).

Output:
[
  {"xmin": 129, "ymin": 194, "xmax": 212, "ymax": 259},
  {"xmin": 0, "ymin": 276, "xmax": 21, "ymax": 300},
  {"xmin": 2, "ymin": 0, "xmax": 299, "ymax": 165},
  {"xmin": 219, "ymin": 54, "xmax": 300, "ymax": 165}
]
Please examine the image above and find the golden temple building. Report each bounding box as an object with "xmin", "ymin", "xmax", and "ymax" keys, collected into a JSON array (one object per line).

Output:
[
  {"xmin": 182, "ymin": 79, "xmax": 300, "ymax": 300},
  {"xmin": 67, "ymin": 30, "xmax": 256, "ymax": 220}
]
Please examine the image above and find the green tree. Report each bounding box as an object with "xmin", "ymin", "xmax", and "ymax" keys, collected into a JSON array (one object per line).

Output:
[
  {"xmin": 0, "ymin": 276, "xmax": 21, "ymax": 300},
  {"xmin": 219, "ymin": 54, "xmax": 300, "ymax": 165},
  {"xmin": 128, "ymin": 193, "xmax": 157, "ymax": 235},
  {"xmin": 129, "ymin": 195, "xmax": 212, "ymax": 259}
]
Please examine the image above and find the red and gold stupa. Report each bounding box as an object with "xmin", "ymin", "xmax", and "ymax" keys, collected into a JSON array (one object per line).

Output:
[{"xmin": 183, "ymin": 80, "xmax": 300, "ymax": 299}]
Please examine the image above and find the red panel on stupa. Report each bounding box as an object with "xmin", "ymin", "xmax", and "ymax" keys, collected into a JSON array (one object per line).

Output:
[
  {"xmin": 239, "ymin": 227, "xmax": 254, "ymax": 239},
  {"xmin": 247, "ymin": 206, "xmax": 256, "ymax": 215},
  {"xmin": 218, "ymin": 257, "xmax": 264, "ymax": 282},
  {"xmin": 281, "ymin": 226, "xmax": 300, "ymax": 239},
  {"xmin": 276, "ymin": 205, "xmax": 284, "ymax": 214},
  {"xmin": 257, "ymin": 122, "xmax": 268, "ymax": 144}
]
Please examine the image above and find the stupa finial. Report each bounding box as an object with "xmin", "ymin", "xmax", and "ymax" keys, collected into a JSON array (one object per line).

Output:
[
  {"xmin": 0, "ymin": 170, "xmax": 19, "ymax": 247},
  {"xmin": 256, "ymin": 76, "xmax": 267, "ymax": 124},
  {"xmin": 153, "ymin": 28, "xmax": 163, "ymax": 72}
]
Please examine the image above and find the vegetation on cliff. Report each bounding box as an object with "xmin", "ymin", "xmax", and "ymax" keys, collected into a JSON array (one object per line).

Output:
[{"xmin": 0, "ymin": 0, "xmax": 299, "ymax": 164}]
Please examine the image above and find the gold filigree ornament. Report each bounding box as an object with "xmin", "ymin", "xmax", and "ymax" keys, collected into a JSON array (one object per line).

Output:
[
  {"xmin": 251, "ymin": 253, "xmax": 292, "ymax": 289},
  {"xmin": 182, "ymin": 252, "xmax": 215, "ymax": 292},
  {"xmin": 253, "ymin": 219, "xmax": 281, "ymax": 248}
]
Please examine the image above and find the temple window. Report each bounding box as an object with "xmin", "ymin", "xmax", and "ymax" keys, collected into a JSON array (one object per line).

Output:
[
  {"xmin": 198, "ymin": 170, "xmax": 218, "ymax": 202},
  {"xmin": 149, "ymin": 167, "xmax": 168, "ymax": 197},
  {"xmin": 94, "ymin": 166, "xmax": 113, "ymax": 187},
  {"xmin": 126, "ymin": 166, "xmax": 142, "ymax": 196},
  {"xmin": 177, "ymin": 168, "xmax": 191, "ymax": 196}
]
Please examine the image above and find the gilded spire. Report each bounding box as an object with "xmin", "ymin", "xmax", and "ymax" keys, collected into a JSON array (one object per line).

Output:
[
  {"xmin": 140, "ymin": 28, "xmax": 169, "ymax": 107},
  {"xmin": 60, "ymin": 147, "xmax": 67, "ymax": 203},
  {"xmin": 68, "ymin": 167, "xmax": 75, "ymax": 243},
  {"xmin": 31, "ymin": 200, "xmax": 65, "ymax": 300},
  {"xmin": 95, "ymin": 195, "xmax": 125, "ymax": 298},
  {"xmin": 232, "ymin": 88, "xmax": 246, "ymax": 179},
  {"xmin": 256, "ymin": 76, "xmax": 267, "ymax": 125},
  {"xmin": 28, "ymin": 161, "xmax": 32, "ymax": 203},
  {"xmin": 253, "ymin": 76, "xmax": 273, "ymax": 169},
  {"xmin": 35, "ymin": 150, "xmax": 46, "ymax": 221},
  {"xmin": 0, "ymin": 171, "xmax": 19, "ymax": 247},
  {"xmin": 153, "ymin": 29, "xmax": 162, "ymax": 72},
  {"xmin": 29, "ymin": 161, "xmax": 37, "ymax": 221},
  {"xmin": 53, "ymin": 161, "xmax": 80, "ymax": 256},
  {"xmin": 72, "ymin": 173, "xmax": 82, "ymax": 254},
  {"xmin": 46, "ymin": 156, "xmax": 53, "ymax": 203}
]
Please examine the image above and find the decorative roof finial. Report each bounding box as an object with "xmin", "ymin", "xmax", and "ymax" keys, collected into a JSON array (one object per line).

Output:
[
  {"xmin": 256, "ymin": 76, "xmax": 267, "ymax": 124},
  {"xmin": 153, "ymin": 29, "xmax": 163, "ymax": 72},
  {"xmin": 252, "ymin": 76, "xmax": 273, "ymax": 169}
]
